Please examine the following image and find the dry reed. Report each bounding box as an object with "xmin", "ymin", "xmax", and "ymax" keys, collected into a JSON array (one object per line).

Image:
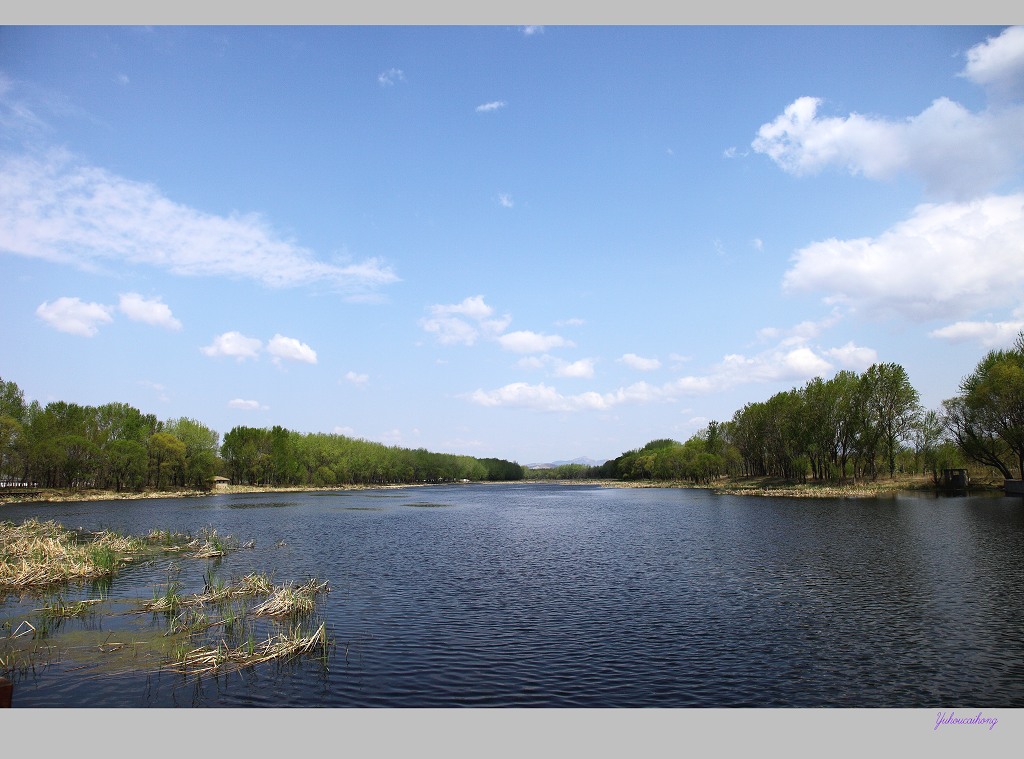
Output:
[
  {"xmin": 169, "ymin": 622, "xmax": 328, "ymax": 675},
  {"xmin": 251, "ymin": 578, "xmax": 330, "ymax": 617}
]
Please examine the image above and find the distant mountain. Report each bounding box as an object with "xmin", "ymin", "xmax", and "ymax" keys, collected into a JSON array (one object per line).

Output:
[{"xmin": 526, "ymin": 457, "xmax": 608, "ymax": 470}]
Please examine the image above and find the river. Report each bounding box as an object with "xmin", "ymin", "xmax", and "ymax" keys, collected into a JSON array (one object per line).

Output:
[{"xmin": 2, "ymin": 483, "xmax": 1022, "ymax": 707}]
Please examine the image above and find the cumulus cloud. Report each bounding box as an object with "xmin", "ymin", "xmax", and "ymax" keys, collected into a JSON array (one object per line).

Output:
[
  {"xmin": 420, "ymin": 295, "xmax": 511, "ymax": 346},
  {"xmin": 377, "ymin": 68, "xmax": 405, "ymax": 86},
  {"xmin": 476, "ymin": 101, "xmax": 506, "ymax": 113},
  {"xmin": 200, "ymin": 331, "xmax": 262, "ymax": 361},
  {"xmin": 929, "ymin": 308, "xmax": 1024, "ymax": 348},
  {"xmin": 752, "ymin": 28, "xmax": 1024, "ymax": 202},
  {"xmin": 783, "ymin": 194, "xmax": 1024, "ymax": 321},
  {"xmin": 118, "ymin": 292, "xmax": 182, "ymax": 330},
  {"xmin": 0, "ymin": 150, "xmax": 398, "ymax": 294},
  {"xmin": 466, "ymin": 320, "xmax": 872, "ymax": 413},
  {"xmin": 618, "ymin": 353, "xmax": 662, "ymax": 371},
  {"xmin": 36, "ymin": 296, "xmax": 113, "ymax": 336},
  {"xmin": 267, "ymin": 334, "xmax": 318, "ymax": 365},
  {"xmin": 752, "ymin": 95, "xmax": 1024, "ymax": 200},
  {"xmin": 824, "ymin": 342, "xmax": 879, "ymax": 370},
  {"xmin": 960, "ymin": 25, "xmax": 1024, "ymax": 102},
  {"xmin": 228, "ymin": 398, "xmax": 267, "ymax": 411},
  {"xmin": 497, "ymin": 330, "xmax": 573, "ymax": 354},
  {"xmin": 419, "ymin": 296, "xmax": 575, "ymax": 356}
]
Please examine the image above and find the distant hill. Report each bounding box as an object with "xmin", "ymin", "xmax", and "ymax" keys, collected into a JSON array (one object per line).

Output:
[{"xmin": 526, "ymin": 457, "xmax": 608, "ymax": 470}]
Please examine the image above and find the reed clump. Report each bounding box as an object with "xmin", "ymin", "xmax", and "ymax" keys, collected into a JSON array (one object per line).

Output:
[
  {"xmin": 0, "ymin": 519, "xmax": 254, "ymax": 591},
  {"xmin": 169, "ymin": 622, "xmax": 329, "ymax": 675},
  {"xmin": 191, "ymin": 572, "xmax": 275, "ymax": 604},
  {"xmin": 0, "ymin": 519, "xmax": 142, "ymax": 589},
  {"xmin": 251, "ymin": 578, "xmax": 330, "ymax": 618}
]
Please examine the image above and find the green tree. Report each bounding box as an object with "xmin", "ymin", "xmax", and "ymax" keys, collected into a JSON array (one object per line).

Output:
[
  {"xmin": 861, "ymin": 363, "xmax": 921, "ymax": 478},
  {"xmin": 149, "ymin": 432, "xmax": 186, "ymax": 489},
  {"xmin": 944, "ymin": 332, "xmax": 1024, "ymax": 478},
  {"xmin": 165, "ymin": 418, "xmax": 220, "ymax": 488}
]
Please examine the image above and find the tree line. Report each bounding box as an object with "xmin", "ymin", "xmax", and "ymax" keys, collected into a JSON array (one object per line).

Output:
[
  {"xmin": 0, "ymin": 380, "xmax": 523, "ymax": 491},
  {"xmin": 591, "ymin": 335, "xmax": 1024, "ymax": 486}
]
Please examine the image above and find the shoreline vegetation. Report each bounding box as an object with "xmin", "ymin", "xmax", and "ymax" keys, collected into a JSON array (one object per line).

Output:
[
  {"xmin": 1, "ymin": 518, "xmax": 332, "ymax": 678},
  {"xmin": 3, "ymin": 335, "xmax": 1023, "ymax": 506},
  {"xmin": 0, "ymin": 472, "xmax": 1005, "ymax": 508}
]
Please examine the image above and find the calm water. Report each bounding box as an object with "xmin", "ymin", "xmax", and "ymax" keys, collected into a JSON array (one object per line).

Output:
[{"xmin": 2, "ymin": 483, "xmax": 1022, "ymax": 708}]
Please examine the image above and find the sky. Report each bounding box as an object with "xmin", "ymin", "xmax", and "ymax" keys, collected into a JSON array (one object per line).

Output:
[{"xmin": 1, "ymin": 24, "xmax": 1023, "ymax": 465}]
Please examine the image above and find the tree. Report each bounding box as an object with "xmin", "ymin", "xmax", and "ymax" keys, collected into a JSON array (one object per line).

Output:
[
  {"xmin": 912, "ymin": 409, "xmax": 946, "ymax": 482},
  {"xmin": 861, "ymin": 363, "xmax": 921, "ymax": 478},
  {"xmin": 944, "ymin": 332, "xmax": 1024, "ymax": 478},
  {"xmin": 149, "ymin": 432, "xmax": 186, "ymax": 489},
  {"xmin": 165, "ymin": 418, "xmax": 220, "ymax": 488}
]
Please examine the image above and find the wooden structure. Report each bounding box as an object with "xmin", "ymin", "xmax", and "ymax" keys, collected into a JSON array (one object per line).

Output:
[{"xmin": 941, "ymin": 469, "xmax": 970, "ymax": 490}]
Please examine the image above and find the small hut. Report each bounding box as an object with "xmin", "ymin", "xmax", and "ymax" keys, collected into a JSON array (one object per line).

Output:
[
  {"xmin": 212, "ymin": 476, "xmax": 231, "ymax": 490},
  {"xmin": 941, "ymin": 469, "xmax": 969, "ymax": 490}
]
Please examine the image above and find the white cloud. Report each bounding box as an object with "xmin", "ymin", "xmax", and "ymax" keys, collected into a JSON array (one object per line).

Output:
[
  {"xmin": 200, "ymin": 331, "xmax": 262, "ymax": 361},
  {"xmin": 498, "ymin": 193, "xmax": 514, "ymax": 208},
  {"xmin": 930, "ymin": 313, "xmax": 1024, "ymax": 348},
  {"xmin": 713, "ymin": 347, "xmax": 833, "ymax": 385},
  {"xmin": 377, "ymin": 68, "xmax": 405, "ymax": 86},
  {"xmin": 751, "ymin": 95, "xmax": 1024, "ymax": 200},
  {"xmin": 476, "ymin": 101, "xmax": 506, "ymax": 113},
  {"xmin": 824, "ymin": 342, "xmax": 878, "ymax": 370},
  {"xmin": 557, "ymin": 317, "xmax": 586, "ymax": 327},
  {"xmin": 118, "ymin": 292, "xmax": 182, "ymax": 330},
  {"xmin": 521, "ymin": 26, "xmax": 544, "ymax": 36},
  {"xmin": 469, "ymin": 383, "xmax": 603, "ymax": 412},
  {"xmin": 464, "ymin": 320, "xmax": 870, "ymax": 413},
  {"xmin": 116, "ymin": 73, "xmax": 129, "ymax": 86},
  {"xmin": 961, "ymin": 26, "xmax": 1024, "ymax": 102},
  {"xmin": 228, "ymin": 398, "xmax": 267, "ymax": 411},
  {"xmin": 420, "ymin": 295, "xmax": 511, "ymax": 346},
  {"xmin": 267, "ymin": 334, "xmax": 317, "ymax": 365},
  {"xmin": 36, "ymin": 296, "xmax": 113, "ymax": 336},
  {"xmin": 554, "ymin": 358, "xmax": 596, "ymax": 379},
  {"xmin": 0, "ymin": 150, "xmax": 398, "ymax": 294},
  {"xmin": 497, "ymin": 330, "xmax": 573, "ymax": 354},
  {"xmin": 762, "ymin": 311, "xmax": 843, "ymax": 348},
  {"xmin": 344, "ymin": 370, "xmax": 369, "ymax": 386},
  {"xmin": 333, "ymin": 426, "xmax": 356, "ymax": 436},
  {"xmin": 752, "ymin": 238, "xmax": 764, "ymax": 251},
  {"xmin": 783, "ymin": 193, "xmax": 1024, "ymax": 321},
  {"xmin": 618, "ymin": 353, "xmax": 662, "ymax": 371}
]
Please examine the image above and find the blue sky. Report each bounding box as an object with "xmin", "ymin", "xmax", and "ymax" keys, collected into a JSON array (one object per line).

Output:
[{"xmin": 2, "ymin": 25, "xmax": 1023, "ymax": 465}]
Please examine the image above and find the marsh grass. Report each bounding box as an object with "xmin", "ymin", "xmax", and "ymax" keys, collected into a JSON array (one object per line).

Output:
[
  {"xmin": 251, "ymin": 578, "xmax": 330, "ymax": 618},
  {"xmin": 2, "ymin": 520, "xmax": 331, "ymax": 681},
  {"xmin": 143, "ymin": 582, "xmax": 183, "ymax": 614},
  {"xmin": 169, "ymin": 622, "xmax": 329, "ymax": 675},
  {"xmin": 0, "ymin": 519, "xmax": 253, "ymax": 591},
  {"xmin": 191, "ymin": 571, "xmax": 275, "ymax": 604},
  {"xmin": 39, "ymin": 596, "xmax": 103, "ymax": 620}
]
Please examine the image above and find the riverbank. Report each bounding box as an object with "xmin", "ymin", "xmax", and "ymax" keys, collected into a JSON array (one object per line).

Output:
[
  {"xmin": 539, "ymin": 473, "xmax": 1004, "ymax": 498},
  {"xmin": 1, "ymin": 474, "xmax": 1005, "ymax": 507},
  {"xmin": 0, "ymin": 482, "xmax": 414, "ymax": 507}
]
